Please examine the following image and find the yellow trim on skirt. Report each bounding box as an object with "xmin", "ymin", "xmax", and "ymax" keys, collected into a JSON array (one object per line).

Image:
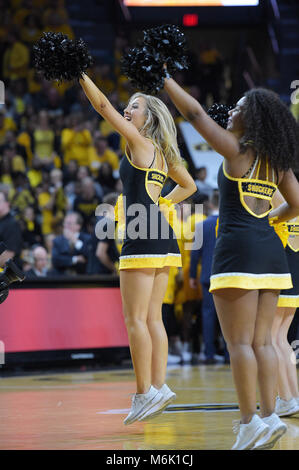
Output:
[
  {"xmin": 209, "ymin": 273, "xmax": 293, "ymax": 292},
  {"xmin": 277, "ymin": 295, "xmax": 299, "ymax": 308},
  {"xmin": 119, "ymin": 254, "xmax": 182, "ymax": 270}
]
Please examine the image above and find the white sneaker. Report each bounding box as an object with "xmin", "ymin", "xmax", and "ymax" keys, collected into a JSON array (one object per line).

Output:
[
  {"xmin": 124, "ymin": 386, "xmax": 164, "ymax": 425},
  {"xmin": 181, "ymin": 350, "xmax": 192, "ymax": 362},
  {"xmin": 139, "ymin": 384, "xmax": 176, "ymax": 422},
  {"xmin": 275, "ymin": 396, "xmax": 299, "ymax": 417},
  {"xmin": 231, "ymin": 414, "xmax": 269, "ymax": 450},
  {"xmin": 159, "ymin": 383, "xmax": 177, "ymax": 406},
  {"xmin": 252, "ymin": 413, "xmax": 287, "ymax": 450},
  {"xmin": 167, "ymin": 354, "xmax": 181, "ymax": 365},
  {"xmin": 181, "ymin": 343, "xmax": 192, "ymax": 362}
]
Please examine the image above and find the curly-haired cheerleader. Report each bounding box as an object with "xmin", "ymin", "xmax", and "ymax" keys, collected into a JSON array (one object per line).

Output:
[
  {"xmin": 119, "ymin": 24, "xmax": 299, "ymax": 447},
  {"xmin": 162, "ymin": 77, "xmax": 299, "ymax": 449}
]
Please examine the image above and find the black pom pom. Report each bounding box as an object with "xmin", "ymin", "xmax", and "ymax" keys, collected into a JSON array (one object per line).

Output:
[
  {"xmin": 33, "ymin": 32, "xmax": 93, "ymax": 82},
  {"xmin": 207, "ymin": 103, "xmax": 234, "ymax": 129},
  {"xmin": 121, "ymin": 45, "xmax": 166, "ymax": 95},
  {"xmin": 121, "ymin": 24, "xmax": 189, "ymax": 94},
  {"xmin": 143, "ymin": 24, "xmax": 189, "ymax": 75}
]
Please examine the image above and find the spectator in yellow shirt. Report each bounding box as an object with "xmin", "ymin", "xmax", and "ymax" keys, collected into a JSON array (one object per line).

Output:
[
  {"xmin": 32, "ymin": 110, "xmax": 57, "ymax": 170},
  {"xmin": 88, "ymin": 134, "xmax": 119, "ymax": 177},
  {"xmin": 49, "ymin": 168, "xmax": 67, "ymax": 221},
  {"xmin": 0, "ymin": 109, "xmax": 17, "ymax": 146},
  {"xmin": 42, "ymin": 0, "xmax": 69, "ymax": 25},
  {"xmin": 36, "ymin": 173, "xmax": 66, "ymax": 236},
  {"xmin": 73, "ymin": 177, "xmax": 102, "ymax": 233},
  {"xmin": 0, "ymin": 149, "xmax": 13, "ymax": 187},
  {"xmin": 2, "ymin": 30, "xmax": 30, "ymax": 81},
  {"xmin": 92, "ymin": 64, "xmax": 115, "ymax": 96},
  {"xmin": 9, "ymin": 171, "xmax": 35, "ymax": 218},
  {"xmin": 1, "ymin": 129, "xmax": 27, "ymax": 163},
  {"xmin": 61, "ymin": 113, "xmax": 92, "ymax": 166},
  {"xmin": 20, "ymin": 13, "xmax": 42, "ymax": 44},
  {"xmin": 36, "ymin": 181, "xmax": 54, "ymax": 236},
  {"xmin": 12, "ymin": 0, "xmax": 33, "ymax": 27},
  {"xmin": 8, "ymin": 79, "xmax": 32, "ymax": 126},
  {"xmin": 116, "ymin": 75, "xmax": 131, "ymax": 107},
  {"xmin": 2, "ymin": 143, "xmax": 27, "ymax": 178},
  {"xmin": 44, "ymin": 12, "xmax": 75, "ymax": 40},
  {"xmin": 27, "ymin": 68, "xmax": 42, "ymax": 95}
]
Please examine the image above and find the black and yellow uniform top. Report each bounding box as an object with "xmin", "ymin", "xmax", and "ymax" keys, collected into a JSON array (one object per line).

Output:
[
  {"xmin": 278, "ymin": 220, "xmax": 299, "ymax": 307},
  {"xmin": 210, "ymin": 156, "xmax": 292, "ymax": 292},
  {"xmin": 117, "ymin": 143, "xmax": 182, "ymax": 270}
]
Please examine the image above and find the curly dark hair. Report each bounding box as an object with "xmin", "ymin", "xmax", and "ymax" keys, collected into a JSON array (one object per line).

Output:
[{"xmin": 239, "ymin": 88, "xmax": 299, "ymax": 172}]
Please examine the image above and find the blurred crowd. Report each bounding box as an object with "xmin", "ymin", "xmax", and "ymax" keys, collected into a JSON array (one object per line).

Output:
[
  {"xmin": 0, "ymin": 0, "xmax": 227, "ymax": 264},
  {"xmin": 0, "ymin": 0, "xmax": 240, "ymax": 363},
  {"xmin": 1, "ymin": 0, "xmax": 299, "ymax": 366}
]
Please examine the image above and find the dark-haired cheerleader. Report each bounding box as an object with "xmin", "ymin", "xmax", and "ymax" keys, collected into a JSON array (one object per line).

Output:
[{"xmin": 162, "ymin": 76, "xmax": 299, "ymax": 449}]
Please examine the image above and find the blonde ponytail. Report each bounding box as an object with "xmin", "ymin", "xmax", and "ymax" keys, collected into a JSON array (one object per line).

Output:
[{"xmin": 129, "ymin": 92, "xmax": 183, "ymax": 166}]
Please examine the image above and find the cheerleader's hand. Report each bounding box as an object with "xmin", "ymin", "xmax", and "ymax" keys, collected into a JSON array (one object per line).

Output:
[{"xmin": 268, "ymin": 215, "xmax": 278, "ymax": 225}]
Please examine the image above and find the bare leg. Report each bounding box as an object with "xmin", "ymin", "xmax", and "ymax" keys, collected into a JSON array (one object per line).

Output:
[
  {"xmin": 279, "ymin": 307, "xmax": 299, "ymax": 399},
  {"xmin": 120, "ymin": 268, "xmax": 156, "ymax": 394},
  {"xmin": 272, "ymin": 307, "xmax": 293, "ymax": 400},
  {"xmin": 253, "ymin": 290, "xmax": 279, "ymax": 417},
  {"xmin": 147, "ymin": 266, "xmax": 170, "ymax": 389},
  {"xmin": 213, "ymin": 288, "xmax": 258, "ymax": 424}
]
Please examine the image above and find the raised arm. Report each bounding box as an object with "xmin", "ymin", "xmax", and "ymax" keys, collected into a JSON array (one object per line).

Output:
[
  {"xmin": 163, "ymin": 77, "xmax": 240, "ymax": 160},
  {"xmin": 79, "ymin": 73, "xmax": 143, "ymax": 148}
]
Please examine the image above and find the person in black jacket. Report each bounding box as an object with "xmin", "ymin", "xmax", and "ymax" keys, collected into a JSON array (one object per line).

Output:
[
  {"xmin": 0, "ymin": 189, "xmax": 25, "ymax": 301},
  {"xmin": 0, "ymin": 189, "xmax": 23, "ymax": 265},
  {"xmin": 52, "ymin": 211, "xmax": 91, "ymax": 275},
  {"xmin": 25, "ymin": 246, "xmax": 50, "ymax": 279},
  {"xmin": 88, "ymin": 192, "xmax": 119, "ymax": 275}
]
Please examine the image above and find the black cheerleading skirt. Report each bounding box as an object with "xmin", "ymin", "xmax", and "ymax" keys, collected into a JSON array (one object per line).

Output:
[
  {"xmin": 119, "ymin": 235, "xmax": 182, "ymax": 269},
  {"xmin": 278, "ymin": 245, "xmax": 299, "ymax": 307},
  {"xmin": 119, "ymin": 204, "xmax": 182, "ymax": 270},
  {"xmin": 210, "ymin": 225, "xmax": 292, "ymax": 292}
]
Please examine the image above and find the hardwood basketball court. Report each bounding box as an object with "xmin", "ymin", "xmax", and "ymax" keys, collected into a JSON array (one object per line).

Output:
[{"xmin": 0, "ymin": 364, "xmax": 298, "ymax": 450}]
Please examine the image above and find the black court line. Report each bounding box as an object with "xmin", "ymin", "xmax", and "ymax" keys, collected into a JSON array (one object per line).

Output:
[{"xmin": 164, "ymin": 403, "xmax": 240, "ymax": 412}]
